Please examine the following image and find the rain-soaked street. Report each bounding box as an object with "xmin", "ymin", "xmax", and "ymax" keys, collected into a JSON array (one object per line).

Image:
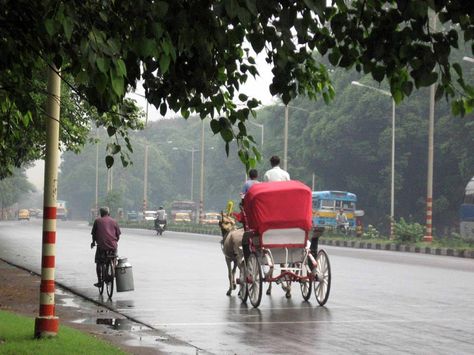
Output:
[{"xmin": 1, "ymin": 219, "xmax": 474, "ymax": 354}]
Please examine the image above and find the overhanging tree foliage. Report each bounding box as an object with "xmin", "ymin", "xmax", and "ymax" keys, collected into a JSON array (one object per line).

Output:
[{"xmin": 1, "ymin": 0, "xmax": 473, "ymax": 177}]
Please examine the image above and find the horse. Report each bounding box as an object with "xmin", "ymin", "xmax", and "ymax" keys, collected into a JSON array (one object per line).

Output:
[{"xmin": 218, "ymin": 212, "xmax": 244, "ymax": 296}]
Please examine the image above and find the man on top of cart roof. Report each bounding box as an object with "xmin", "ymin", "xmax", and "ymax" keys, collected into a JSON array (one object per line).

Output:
[{"xmin": 263, "ymin": 155, "xmax": 290, "ymax": 182}]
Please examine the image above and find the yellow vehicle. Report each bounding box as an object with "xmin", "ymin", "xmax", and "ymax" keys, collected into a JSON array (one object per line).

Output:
[
  {"xmin": 174, "ymin": 212, "xmax": 191, "ymax": 223},
  {"xmin": 18, "ymin": 209, "xmax": 30, "ymax": 221},
  {"xmin": 202, "ymin": 212, "xmax": 221, "ymax": 225}
]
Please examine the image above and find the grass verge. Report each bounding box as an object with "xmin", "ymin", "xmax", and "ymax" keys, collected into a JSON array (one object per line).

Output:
[{"xmin": 0, "ymin": 311, "xmax": 125, "ymax": 355}]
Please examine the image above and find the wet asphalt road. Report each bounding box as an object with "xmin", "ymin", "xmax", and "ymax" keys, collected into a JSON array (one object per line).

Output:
[{"xmin": 1, "ymin": 219, "xmax": 474, "ymax": 354}]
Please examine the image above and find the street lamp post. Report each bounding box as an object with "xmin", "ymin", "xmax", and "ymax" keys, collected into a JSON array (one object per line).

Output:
[
  {"xmin": 351, "ymin": 81, "xmax": 396, "ymax": 239},
  {"xmin": 172, "ymin": 146, "xmax": 198, "ymax": 201},
  {"xmin": 278, "ymin": 103, "xmax": 317, "ymax": 171}
]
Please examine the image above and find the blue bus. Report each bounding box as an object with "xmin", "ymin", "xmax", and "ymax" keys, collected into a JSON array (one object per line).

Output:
[
  {"xmin": 460, "ymin": 177, "xmax": 474, "ymax": 239},
  {"xmin": 312, "ymin": 191, "xmax": 357, "ymax": 229}
]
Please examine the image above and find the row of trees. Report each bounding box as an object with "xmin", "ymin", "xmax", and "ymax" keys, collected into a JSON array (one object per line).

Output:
[{"xmin": 57, "ymin": 63, "xmax": 473, "ymax": 235}]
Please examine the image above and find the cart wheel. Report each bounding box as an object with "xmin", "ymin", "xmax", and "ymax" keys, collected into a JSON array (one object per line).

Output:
[
  {"xmin": 314, "ymin": 249, "xmax": 331, "ymax": 306},
  {"xmin": 247, "ymin": 253, "xmax": 262, "ymax": 308},
  {"xmin": 238, "ymin": 262, "xmax": 248, "ymax": 303},
  {"xmin": 298, "ymin": 262, "xmax": 312, "ymax": 301}
]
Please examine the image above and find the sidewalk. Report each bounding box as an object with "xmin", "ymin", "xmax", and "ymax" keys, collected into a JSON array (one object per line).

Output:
[{"xmin": 0, "ymin": 258, "xmax": 184, "ymax": 354}]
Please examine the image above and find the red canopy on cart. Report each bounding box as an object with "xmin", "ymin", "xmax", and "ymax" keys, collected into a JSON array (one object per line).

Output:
[{"xmin": 244, "ymin": 180, "xmax": 313, "ymax": 235}]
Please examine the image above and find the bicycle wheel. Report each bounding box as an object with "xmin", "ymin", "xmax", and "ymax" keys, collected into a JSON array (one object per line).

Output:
[
  {"xmin": 105, "ymin": 260, "xmax": 115, "ymax": 299},
  {"xmin": 298, "ymin": 262, "xmax": 312, "ymax": 301},
  {"xmin": 314, "ymin": 249, "xmax": 331, "ymax": 306},
  {"xmin": 247, "ymin": 253, "xmax": 262, "ymax": 308},
  {"xmin": 238, "ymin": 262, "xmax": 248, "ymax": 303},
  {"xmin": 98, "ymin": 264, "xmax": 105, "ymax": 295}
]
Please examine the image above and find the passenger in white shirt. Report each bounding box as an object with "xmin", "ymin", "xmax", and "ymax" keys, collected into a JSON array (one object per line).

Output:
[{"xmin": 263, "ymin": 155, "xmax": 290, "ymax": 182}]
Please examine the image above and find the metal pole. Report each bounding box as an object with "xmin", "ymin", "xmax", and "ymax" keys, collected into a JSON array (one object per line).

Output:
[
  {"xmin": 312, "ymin": 173, "xmax": 315, "ymax": 191},
  {"xmin": 35, "ymin": 65, "xmax": 61, "ymax": 338},
  {"xmin": 199, "ymin": 120, "xmax": 205, "ymax": 224},
  {"xmin": 424, "ymin": 14, "xmax": 436, "ymax": 242},
  {"xmin": 390, "ymin": 99, "xmax": 396, "ymax": 239},
  {"xmin": 143, "ymin": 144, "xmax": 148, "ymax": 214},
  {"xmin": 190, "ymin": 148, "xmax": 195, "ymax": 201},
  {"xmin": 95, "ymin": 130, "xmax": 99, "ymax": 216},
  {"xmin": 283, "ymin": 105, "xmax": 289, "ymax": 170}
]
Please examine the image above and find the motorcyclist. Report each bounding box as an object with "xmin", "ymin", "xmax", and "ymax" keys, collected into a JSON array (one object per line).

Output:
[{"xmin": 155, "ymin": 206, "xmax": 167, "ymax": 233}]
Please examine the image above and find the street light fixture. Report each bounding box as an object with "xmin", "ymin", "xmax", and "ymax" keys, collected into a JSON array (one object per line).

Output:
[
  {"xmin": 351, "ymin": 81, "xmax": 396, "ymax": 239},
  {"xmin": 463, "ymin": 56, "xmax": 474, "ymax": 63}
]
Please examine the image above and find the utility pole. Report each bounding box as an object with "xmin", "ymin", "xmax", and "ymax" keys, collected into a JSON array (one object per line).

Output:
[
  {"xmin": 283, "ymin": 105, "xmax": 289, "ymax": 170},
  {"xmin": 424, "ymin": 13, "xmax": 437, "ymax": 242},
  {"xmin": 35, "ymin": 65, "xmax": 61, "ymax": 338},
  {"xmin": 199, "ymin": 120, "xmax": 205, "ymax": 224}
]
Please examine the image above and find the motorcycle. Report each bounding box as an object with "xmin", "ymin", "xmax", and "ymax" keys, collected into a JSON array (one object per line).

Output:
[
  {"xmin": 155, "ymin": 220, "xmax": 166, "ymax": 236},
  {"xmin": 337, "ymin": 222, "xmax": 350, "ymax": 235}
]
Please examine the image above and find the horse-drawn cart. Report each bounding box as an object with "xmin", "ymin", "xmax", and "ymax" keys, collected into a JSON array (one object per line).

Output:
[{"xmin": 239, "ymin": 180, "xmax": 331, "ymax": 308}]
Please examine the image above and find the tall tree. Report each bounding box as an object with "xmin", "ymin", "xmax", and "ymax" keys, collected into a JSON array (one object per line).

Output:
[{"xmin": 1, "ymin": 0, "xmax": 473, "ymax": 177}]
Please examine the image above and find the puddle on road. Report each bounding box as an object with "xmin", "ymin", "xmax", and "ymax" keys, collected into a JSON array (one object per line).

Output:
[{"xmin": 56, "ymin": 287, "xmax": 201, "ymax": 354}]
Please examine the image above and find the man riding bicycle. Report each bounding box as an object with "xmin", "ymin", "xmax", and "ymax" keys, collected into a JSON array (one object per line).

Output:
[{"xmin": 90, "ymin": 207, "xmax": 121, "ymax": 287}]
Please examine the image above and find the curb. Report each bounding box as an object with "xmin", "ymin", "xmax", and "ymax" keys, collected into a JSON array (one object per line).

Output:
[{"xmin": 319, "ymin": 238, "xmax": 474, "ymax": 259}]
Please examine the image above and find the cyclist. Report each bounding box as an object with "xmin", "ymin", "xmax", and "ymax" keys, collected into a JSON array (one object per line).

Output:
[{"xmin": 90, "ymin": 207, "xmax": 121, "ymax": 287}]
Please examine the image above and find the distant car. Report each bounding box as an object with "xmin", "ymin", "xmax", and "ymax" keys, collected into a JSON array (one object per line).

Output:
[
  {"xmin": 18, "ymin": 209, "xmax": 30, "ymax": 221},
  {"xmin": 174, "ymin": 212, "xmax": 192, "ymax": 223},
  {"xmin": 144, "ymin": 210, "xmax": 157, "ymax": 221},
  {"xmin": 202, "ymin": 212, "xmax": 221, "ymax": 225},
  {"xmin": 127, "ymin": 211, "xmax": 138, "ymax": 221}
]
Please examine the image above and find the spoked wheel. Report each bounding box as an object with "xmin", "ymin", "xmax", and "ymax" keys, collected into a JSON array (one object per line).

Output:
[
  {"xmin": 105, "ymin": 261, "xmax": 115, "ymax": 299},
  {"xmin": 313, "ymin": 249, "xmax": 331, "ymax": 306},
  {"xmin": 247, "ymin": 253, "xmax": 263, "ymax": 308},
  {"xmin": 238, "ymin": 262, "xmax": 248, "ymax": 303},
  {"xmin": 98, "ymin": 264, "xmax": 105, "ymax": 295},
  {"xmin": 297, "ymin": 262, "xmax": 312, "ymax": 301}
]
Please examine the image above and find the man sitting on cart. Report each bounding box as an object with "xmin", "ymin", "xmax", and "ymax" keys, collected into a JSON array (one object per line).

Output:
[{"xmin": 263, "ymin": 155, "xmax": 290, "ymax": 182}]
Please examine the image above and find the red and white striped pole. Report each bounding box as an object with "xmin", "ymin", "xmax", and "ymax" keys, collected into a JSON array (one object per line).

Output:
[{"xmin": 35, "ymin": 65, "xmax": 61, "ymax": 338}]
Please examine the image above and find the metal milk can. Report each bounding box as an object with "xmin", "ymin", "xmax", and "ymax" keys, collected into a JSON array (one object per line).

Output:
[{"xmin": 115, "ymin": 257, "xmax": 134, "ymax": 292}]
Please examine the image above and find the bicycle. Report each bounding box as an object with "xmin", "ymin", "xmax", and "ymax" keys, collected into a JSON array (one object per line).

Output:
[{"xmin": 96, "ymin": 249, "xmax": 117, "ymax": 299}]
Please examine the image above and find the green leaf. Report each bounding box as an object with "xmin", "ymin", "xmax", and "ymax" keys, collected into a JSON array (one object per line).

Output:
[
  {"xmin": 115, "ymin": 59, "xmax": 127, "ymax": 77},
  {"xmin": 107, "ymin": 126, "xmax": 116, "ymax": 137},
  {"xmin": 44, "ymin": 19, "xmax": 55, "ymax": 37},
  {"xmin": 105, "ymin": 155, "xmax": 114, "ymax": 168},
  {"xmin": 181, "ymin": 108, "xmax": 190, "ymax": 119},
  {"xmin": 111, "ymin": 75, "xmax": 124, "ymax": 97},
  {"xmin": 419, "ymin": 71, "xmax": 438, "ymax": 87},
  {"xmin": 159, "ymin": 54, "xmax": 170, "ymax": 74},
  {"xmin": 238, "ymin": 94, "xmax": 248, "ymax": 102},
  {"xmin": 62, "ymin": 18, "xmax": 73, "ymax": 41},
  {"xmin": 220, "ymin": 128, "xmax": 234, "ymax": 142},
  {"xmin": 138, "ymin": 38, "xmax": 155, "ymax": 57},
  {"xmin": 210, "ymin": 119, "xmax": 221, "ymax": 134},
  {"xmin": 96, "ymin": 58, "xmax": 107, "ymax": 74},
  {"xmin": 160, "ymin": 103, "xmax": 167, "ymax": 116}
]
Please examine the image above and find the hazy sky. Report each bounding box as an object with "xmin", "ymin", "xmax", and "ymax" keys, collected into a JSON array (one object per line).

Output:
[{"xmin": 26, "ymin": 54, "xmax": 276, "ymax": 190}]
